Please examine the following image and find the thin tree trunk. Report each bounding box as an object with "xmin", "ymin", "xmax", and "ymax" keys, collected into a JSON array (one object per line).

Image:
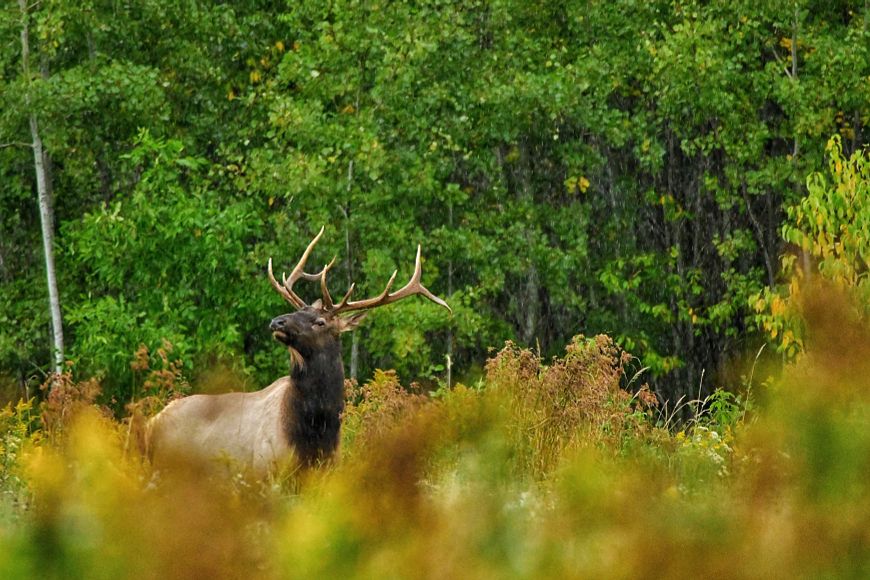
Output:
[
  {"xmin": 742, "ymin": 183, "xmax": 776, "ymax": 289},
  {"xmin": 19, "ymin": 0, "xmax": 63, "ymax": 374},
  {"xmin": 31, "ymin": 120, "xmax": 63, "ymax": 373},
  {"xmin": 519, "ymin": 143, "xmax": 540, "ymax": 347},
  {"xmin": 523, "ymin": 264, "xmax": 540, "ymax": 346},
  {"xmin": 345, "ymin": 79, "xmax": 364, "ymax": 381},
  {"xmin": 446, "ymin": 201, "xmax": 454, "ymax": 389},
  {"xmin": 340, "ymin": 164, "xmax": 359, "ymax": 381}
]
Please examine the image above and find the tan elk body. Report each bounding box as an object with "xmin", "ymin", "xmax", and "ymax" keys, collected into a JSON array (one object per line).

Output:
[
  {"xmin": 146, "ymin": 227, "xmax": 450, "ymax": 474},
  {"xmin": 147, "ymin": 377, "xmax": 293, "ymax": 474}
]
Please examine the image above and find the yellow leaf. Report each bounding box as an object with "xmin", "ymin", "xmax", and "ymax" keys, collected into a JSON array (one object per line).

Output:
[
  {"xmin": 771, "ymin": 295, "xmax": 786, "ymax": 317},
  {"xmin": 564, "ymin": 177, "xmax": 577, "ymax": 192}
]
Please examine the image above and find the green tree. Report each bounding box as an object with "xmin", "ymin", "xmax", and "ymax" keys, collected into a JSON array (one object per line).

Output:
[
  {"xmin": 0, "ymin": 0, "xmax": 288, "ymax": 394},
  {"xmin": 3, "ymin": 0, "xmax": 869, "ymax": 410},
  {"xmin": 754, "ymin": 135, "xmax": 870, "ymax": 355}
]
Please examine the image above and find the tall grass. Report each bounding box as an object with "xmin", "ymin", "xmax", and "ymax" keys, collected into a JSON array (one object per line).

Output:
[{"xmin": 1, "ymin": 290, "xmax": 869, "ymax": 578}]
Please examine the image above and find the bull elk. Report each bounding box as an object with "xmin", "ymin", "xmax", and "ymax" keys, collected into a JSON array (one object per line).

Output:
[{"xmin": 146, "ymin": 227, "xmax": 451, "ymax": 474}]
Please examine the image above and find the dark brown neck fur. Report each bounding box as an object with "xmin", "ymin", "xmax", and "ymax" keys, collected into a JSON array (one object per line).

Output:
[{"xmin": 281, "ymin": 341, "xmax": 345, "ymax": 467}]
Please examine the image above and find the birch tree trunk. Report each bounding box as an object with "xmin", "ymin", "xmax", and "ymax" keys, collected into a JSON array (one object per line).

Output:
[
  {"xmin": 19, "ymin": 0, "xmax": 64, "ymax": 374},
  {"xmin": 446, "ymin": 201, "xmax": 454, "ymax": 389}
]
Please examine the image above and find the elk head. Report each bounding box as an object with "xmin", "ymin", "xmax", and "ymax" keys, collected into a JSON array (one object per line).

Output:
[{"xmin": 267, "ymin": 226, "xmax": 451, "ymax": 364}]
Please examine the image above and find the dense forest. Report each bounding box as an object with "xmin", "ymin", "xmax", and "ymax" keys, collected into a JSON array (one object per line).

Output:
[
  {"xmin": 1, "ymin": 2, "xmax": 869, "ymax": 578},
  {"xmin": 2, "ymin": 0, "xmax": 869, "ymax": 408}
]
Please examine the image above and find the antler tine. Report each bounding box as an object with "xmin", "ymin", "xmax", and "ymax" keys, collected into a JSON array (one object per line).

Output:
[
  {"xmin": 281, "ymin": 256, "xmax": 336, "ymax": 302},
  {"xmin": 333, "ymin": 283, "xmax": 356, "ymax": 310},
  {"xmin": 401, "ymin": 244, "xmax": 452, "ymax": 312},
  {"xmin": 371, "ymin": 269, "xmax": 400, "ymax": 303},
  {"xmin": 268, "ymin": 257, "xmax": 305, "ymax": 309},
  {"xmin": 270, "ymin": 230, "xmax": 451, "ymax": 316},
  {"xmin": 332, "ymin": 244, "xmax": 452, "ymax": 315},
  {"xmin": 319, "ymin": 257, "xmax": 338, "ymax": 309},
  {"xmin": 268, "ymin": 226, "xmax": 328, "ymax": 309}
]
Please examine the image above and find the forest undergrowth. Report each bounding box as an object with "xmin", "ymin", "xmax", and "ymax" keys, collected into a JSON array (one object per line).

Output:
[{"xmin": 0, "ymin": 288, "xmax": 868, "ymax": 579}]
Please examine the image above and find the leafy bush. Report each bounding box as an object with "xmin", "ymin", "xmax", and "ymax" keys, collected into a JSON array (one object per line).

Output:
[
  {"xmin": 754, "ymin": 136, "xmax": 870, "ymax": 356},
  {"xmin": 485, "ymin": 334, "xmax": 657, "ymax": 477},
  {"xmin": 0, "ymin": 399, "xmax": 40, "ymax": 514},
  {"xmin": 63, "ymin": 130, "xmax": 264, "ymax": 401}
]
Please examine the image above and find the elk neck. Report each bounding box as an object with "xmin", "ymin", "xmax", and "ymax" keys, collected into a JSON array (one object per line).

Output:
[{"xmin": 282, "ymin": 339, "xmax": 345, "ymax": 467}]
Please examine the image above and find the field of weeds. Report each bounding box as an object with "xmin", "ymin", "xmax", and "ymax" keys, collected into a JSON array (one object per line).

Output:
[{"xmin": 1, "ymin": 293, "xmax": 869, "ymax": 579}]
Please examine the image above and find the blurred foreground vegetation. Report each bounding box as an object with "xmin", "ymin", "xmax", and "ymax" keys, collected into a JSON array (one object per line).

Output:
[{"xmin": 1, "ymin": 286, "xmax": 868, "ymax": 578}]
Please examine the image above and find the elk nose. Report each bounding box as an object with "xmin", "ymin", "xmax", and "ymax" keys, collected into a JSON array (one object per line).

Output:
[{"xmin": 270, "ymin": 316, "xmax": 289, "ymax": 332}]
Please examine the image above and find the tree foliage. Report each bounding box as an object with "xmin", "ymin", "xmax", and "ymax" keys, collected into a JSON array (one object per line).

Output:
[
  {"xmin": 1, "ymin": 0, "xmax": 869, "ymax": 406},
  {"xmin": 754, "ymin": 135, "xmax": 870, "ymax": 356}
]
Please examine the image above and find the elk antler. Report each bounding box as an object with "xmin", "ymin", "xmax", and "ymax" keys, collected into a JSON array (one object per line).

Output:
[
  {"xmin": 269, "ymin": 227, "xmax": 451, "ymax": 315},
  {"xmin": 268, "ymin": 226, "xmax": 336, "ymax": 309},
  {"xmin": 330, "ymin": 244, "xmax": 452, "ymax": 315}
]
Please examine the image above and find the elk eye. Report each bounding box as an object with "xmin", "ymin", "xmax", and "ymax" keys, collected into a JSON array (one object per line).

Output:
[{"xmin": 314, "ymin": 319, "xmax": 326, "ymax": 327}]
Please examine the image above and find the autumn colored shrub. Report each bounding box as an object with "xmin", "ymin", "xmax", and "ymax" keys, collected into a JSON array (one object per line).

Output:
[
  {"xmin": 341, "ymin": 370, "xmax": 428, "ymax": 460},
  {"xmin": 124, "ymin": 341, "xmax": 191, "ymax": 459},
  {"xmin": 130, "ymin": 340, "xmax": 189, "ymax": 403},
  {"xmin": 486, "ymin": 334, "xmax": 656, "ymax": 477},
  {"xmin": 38, "ymin": 368, "xmax": 104, "ymax": 444},
  {"xmin": 0, "ymin": 399, "xmax": 40, "ymax": 512},
  {"xmin": 754, "ymin": 136, "xmax": 870, "ymax": 357},
  {"xmin": 1, "ymin": 323, "xmax": 869, "ymax": 578}
]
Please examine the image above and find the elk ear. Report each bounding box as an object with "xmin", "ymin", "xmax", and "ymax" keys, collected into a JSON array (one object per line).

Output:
[
  {"xmin": 337, "ymin": 312, "xmax": 368, "ymax": 333},
  {"xmin": 311, "ymin": 299, "xmax": 324, "ymax": 310}
]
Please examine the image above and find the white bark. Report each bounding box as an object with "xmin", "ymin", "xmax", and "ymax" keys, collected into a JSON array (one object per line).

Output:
[
  {"xmin": 19, "ymin": 0, "xmax": 64, "ymax": 374},
  {"xmin": 446, "ymin": 202, "xmax": 454, "ymax": 389},
  {"xmin": 32, "ymin": 120, "xmax": 64, "ymax": 373}
]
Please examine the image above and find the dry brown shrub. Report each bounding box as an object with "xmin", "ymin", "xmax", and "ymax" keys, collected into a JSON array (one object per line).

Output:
[
  {"xmin": 125, "ymin": 341, "xmax": 189, "ymax": 459},
  {"xmin": 342, "ymin": 369, "xmax": 429, "ymax": 459},
  {"xmin": 39, "ymin": 366, "xmax": 107, "ymax": 443},
  {"xmin": 132, "ymin": 340, "xmax": 189, "ymax": 400},
  {"xmin": 486, "ymin": 334, "xmax": 654, "ymax": 477}
]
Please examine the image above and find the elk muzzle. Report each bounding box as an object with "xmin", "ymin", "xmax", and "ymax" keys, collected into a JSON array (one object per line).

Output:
[{"xmin": 270, "ymin": 314, "xmax": 299, "ymax": 343}]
